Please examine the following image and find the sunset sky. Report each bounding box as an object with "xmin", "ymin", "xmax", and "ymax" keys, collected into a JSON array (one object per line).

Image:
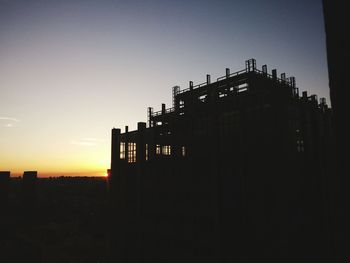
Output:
[{"xmin": 0, "ymin": 0, "xmax": 329, "ymax": 177}]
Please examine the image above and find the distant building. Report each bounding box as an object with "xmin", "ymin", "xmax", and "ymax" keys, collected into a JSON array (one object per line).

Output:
[
  {"xmin": 110, "ymin": 59, "xmax": 333, "ymax": 262},
  {"xmin": 22, "ymin": 171, "xmax": 38, "ymax": 206},
  {"xmin": 0, "ymin": 171, "xmax": 10, "ymax": 206}
]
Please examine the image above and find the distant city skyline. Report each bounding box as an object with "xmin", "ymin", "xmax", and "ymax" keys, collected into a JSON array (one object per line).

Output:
[{"xmin": 0, "ymin": 0, "xmax": 329, "ymax": 177}]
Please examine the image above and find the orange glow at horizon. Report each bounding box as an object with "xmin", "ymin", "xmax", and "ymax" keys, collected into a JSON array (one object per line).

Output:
[
  {"xmin": 9, "ymin": 169, "xmax": 108, "ymax": 178},
  {"xmin": 2, "ymin": 139, "xmax": 111, "ymax": 178}
]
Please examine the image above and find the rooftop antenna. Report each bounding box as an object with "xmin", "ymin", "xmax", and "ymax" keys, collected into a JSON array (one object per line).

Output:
[
  {"xmin": 272, "ymin": 69, "xmax": 277, "ymax": 80},
  {"xmin": 262, "ymin": 65, "xmax": 267, "ymax": 76},
  {"xmin": 245, "ymin": 58, "xmax": 256, "ymax": 72},
  {"xmin": 189, "ymin": 81, "xmax": 193, "ymax": 91},
  {"xmin": 172, "ymin": 86, "xmax": 180, "ymax": 108},
  {"xmin": 206, "ymin": 74, "xmax": 211, "ymax": 84},
  {"xmin": 147, "ymin": 107, "xmax": 153, "ymax": 128},
  {"xmin": 281, "ymin": 73, "xmax": 286, "ymax": 82}
]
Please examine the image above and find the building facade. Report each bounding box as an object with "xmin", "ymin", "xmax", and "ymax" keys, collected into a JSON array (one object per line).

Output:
[{"xmin": 109, "ymin": 59, "xmax": 333, "ymax": 262}]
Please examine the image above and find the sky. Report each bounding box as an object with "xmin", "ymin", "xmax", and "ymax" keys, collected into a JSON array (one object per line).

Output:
[{"xmin": 0, "ymin": 0, "xmax": 329, "ymax": 177}]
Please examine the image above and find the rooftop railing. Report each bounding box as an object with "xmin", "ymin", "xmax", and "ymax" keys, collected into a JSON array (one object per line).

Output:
[
  {"xmin": 178, "ymin": 67, "xmax": 297, "ymax": 95},
  {"xmin": 216, "ymin": 69, "xmax": 247, "ymax": 82},
  {"xmin": 151, "ymin": 60, "xmax": 300, "ymax": 118},
  {"xmin": 153, "ymin": 107, "xmax": 175, "ymax": 117}
]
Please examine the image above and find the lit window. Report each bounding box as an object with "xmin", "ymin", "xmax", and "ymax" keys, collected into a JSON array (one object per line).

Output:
[
  {"xmin": 128, "ymin": 142, "xmax": 136, "ymax": 163},
  {"xmin": 120, "ymin": 142, "xmax": 125, "ymax": 159},
  {"xmin": 162, "ymin": 145, "xmax": 171, "ymax": 155},
  {"xmin": 181, "ymin": 146, "xmax": 186, "ymax": 157},
  {"xmin": 198, "ymin": 94, "xmax": 207, "ymax": 102},
  {"xmin": 156, "ymin": 144, "xmax": 161, "ymax": 155},
  {"xmin": 219, "ymin": 92, "xmax": 226, "ymax": 98},
  {"xmin": 179, "ymin": 100, "xmax": 185, "ymax": 109}
]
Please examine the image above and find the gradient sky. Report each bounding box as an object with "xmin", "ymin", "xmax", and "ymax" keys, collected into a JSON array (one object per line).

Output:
[{"xmin": 0, "ymin": 0, "xmax": 329, "ymax": 177}]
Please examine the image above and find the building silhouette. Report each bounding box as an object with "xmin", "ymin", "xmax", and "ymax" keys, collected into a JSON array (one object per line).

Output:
[
  {"xmin": 109, "ymin": 59, "xmax": 333, "ymax": 262},
  {"xmin": 323, "ymin": 2, "xmax": 349, "ymax": 262},
  {"xmin": 0, "ymin": 171, "xmax": 10, "ymax": 207},
  {"xmin": 22, "ymin": 171, "xmax": 38, "ymax": 207}
]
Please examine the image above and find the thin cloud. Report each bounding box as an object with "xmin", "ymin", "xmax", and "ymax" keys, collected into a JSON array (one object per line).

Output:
[
  {"xmin": 0, "ymin": 117, "xmax": 20, "ymax": 128},
  {"xmin": 0, "ymin": 117, "xmax": 19, "ymax": 122}
]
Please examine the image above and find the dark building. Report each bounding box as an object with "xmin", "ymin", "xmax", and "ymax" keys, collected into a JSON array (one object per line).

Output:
[
  {"xmin": 323, "ymin": 2, "xmax": 348, "ymax": 261},
  {"xmin": 0, "ymin": 171, "xmax": 10, "ymax": 207},
  {"xmin": 109, "ymin": 59, "xmax": 333, "ymax": 262},
  {"xmin": 22, "ymin": 171, "xmax": 38, "ymax": 207}
]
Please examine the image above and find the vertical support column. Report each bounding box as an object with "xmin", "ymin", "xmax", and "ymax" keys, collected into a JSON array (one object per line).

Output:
[
  {"xmin": 110, "ymin": 127, "xmax": 121, "ymax": 215},
  {"xmin": 281, "ymin": 73, "xmax": 286, "ymax": 83},
  {"xmin": 136, "ymin": 122, "xmax": 146, "ymax": 260},
  {"xmin": 109, "ymin": 127, "xmax": 125, "ymax": 262},
  {"xmin": 225, "ymin": 69, "xmax": 231, "ymax": 96},
  {"xmin": 148, "ymin": 128, "xmax": 156, "ymax": 161},
  {"xmin": 289, "ymin": 76, "xmax": 297, "ymax": 97},
  {"xmin": 272, "ymin": 69, "xmax": 277, "ymax": 80},
  {"xmin": 290, "ymin": 77, "xmax": 296, "ymax": 88},
  {"xmin": 172, "ymin": 86, "xmax": 180, "ymax": 108},
  {"xmin": 110, "ymin": 128, "xmax": 121, "ymax": 182},
  {"xmin": 302, "ymin": 91, "xmax": 308, "ymax": 101},
  {"xmin": 262, "ymin": 65, "xmax": 267, "ymax": 76},
  {"xmin": 147, "ymin": 107, "xmax": 153, "ymax": 128},
  {"xmin": 246, "ymin": 58, "xmax": 256, "ymax": 72},
  {"xmin": 207, "ymin": 74, "xmax": 211, "ymax": 84},
  {"xmin": 311, "ymin": 95, "xmax": 318, "ymax": 106},
  {"xmin": 125, "ymin": 126, "xmax": 129, "ymax": 163},
  {"xmin": 209, "ymin": 94, "xmax": 222, "ymax": 262},
  {"xmin": 137, "ymin": 122, "xmax": 146, "ymax": 164}
]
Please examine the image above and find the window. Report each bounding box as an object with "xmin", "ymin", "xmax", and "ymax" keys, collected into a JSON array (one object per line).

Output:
[
  {"xmin": 179, "ymin": 100, "xmax": 185, "ymax": 109},
  {"xmin": 181, "ymin": 146, "xmax": 186, "ymax": 157},
  {"xmin": 162, "ymin": 145, "xmax": 171, "ymax": 155},
  {"xmin": 120, "ymin": 142, "xmax": 125, "ymax": 159},
  {"xmin": 128, "ymin": 142, "xmax": 136, "ymax": 163},
  {"xmin": 237, "ymin": 83, "xmax": 248, "ymax": 92},
  {"xmin": 297, "ymin": 140, "xmax": 304, "ymax": 153},
  {"xmin": 145, "ymin": 144, "xmax": 148, "ymax": 161},
  {"xmin": 198, "ymin": 94, "xmax": 207, "ymax": 102},
  {"xmin": 156, "ymin": 144, "xmax": 161, "ymax": 155},
  {"xmin": 218, "ymin": 91, "xmax": 227, "ymax": 98}
]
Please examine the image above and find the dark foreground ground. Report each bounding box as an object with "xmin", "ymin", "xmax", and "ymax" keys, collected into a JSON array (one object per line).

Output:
[{"xmin": 0, "ymin": 177, "xmax": 108, "ymax": 263}]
